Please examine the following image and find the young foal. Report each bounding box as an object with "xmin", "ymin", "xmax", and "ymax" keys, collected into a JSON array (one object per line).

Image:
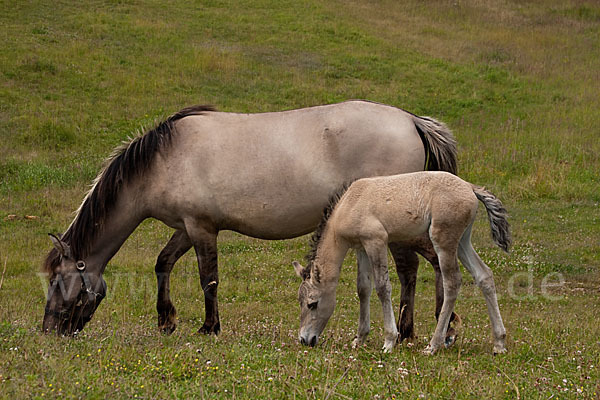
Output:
[{"xmin": 293, "ymin": 171, "xmax": 510, "ymax": 354}]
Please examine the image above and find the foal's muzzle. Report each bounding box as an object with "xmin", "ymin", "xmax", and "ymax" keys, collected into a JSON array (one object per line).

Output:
[{"xmin": 300, "ymin": 335, "xmax": 318, "ymax": 347}]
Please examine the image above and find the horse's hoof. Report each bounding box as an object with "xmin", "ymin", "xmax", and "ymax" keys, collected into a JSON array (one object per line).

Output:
[
  {"xmin": 158, "ymin": 312, "xmax": 177, "ymax": 335},
  {"xmin": 159, "ymin": 323, "xmax": 176, "ymax": 335},
  {"xmin": 444, "ymin": 334, "xmax": 456, "ymax": 348},
  {"xmin": 398, "ymin": 326, "xmax": 415, "ymax": 344},
  {"xmin": 398, "ymin": 332, "xmax": 416, "ymax": 344},
  {"xmin": 198, "ymin": 322, "xmax": 220, "ymax": 335}
]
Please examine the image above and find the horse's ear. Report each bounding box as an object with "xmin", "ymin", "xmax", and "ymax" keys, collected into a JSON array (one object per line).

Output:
[
  {"xmin": 48, "ymin": 233, "xmax": 71, "ymax": 259},
  {"xmin": 292, "ymin": 261, "xmax": 304, "ymax": 279}
]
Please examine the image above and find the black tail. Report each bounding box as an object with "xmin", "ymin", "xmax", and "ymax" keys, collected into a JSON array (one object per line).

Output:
[{"xmin": 412, "ymin": 115, "xmax": 457, "ymax": 174}]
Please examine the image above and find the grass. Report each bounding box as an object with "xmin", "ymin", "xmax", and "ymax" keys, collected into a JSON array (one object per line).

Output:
[{"xmin": 1, "ymin": 0, "xmax": 599, "ymax": 398}]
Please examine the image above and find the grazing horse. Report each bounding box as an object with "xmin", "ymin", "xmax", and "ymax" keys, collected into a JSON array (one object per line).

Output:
[
  {"xmin": 41, "ymin": 100, "xmax": 458, "ymax": 336},
  {"xmin": 293, "ymin": 172, "xmax": 509, "ymax": 354}
]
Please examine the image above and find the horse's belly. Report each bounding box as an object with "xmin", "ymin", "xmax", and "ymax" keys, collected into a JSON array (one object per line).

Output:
[{"xmin": 218, "ymin": 200, "xmax": 326, "ymax": 239}]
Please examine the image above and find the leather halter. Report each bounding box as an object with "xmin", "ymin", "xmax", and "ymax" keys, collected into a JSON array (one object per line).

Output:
[{"xmin": 44, "ymin": 260, "xmax": 105, "ymax": 322}]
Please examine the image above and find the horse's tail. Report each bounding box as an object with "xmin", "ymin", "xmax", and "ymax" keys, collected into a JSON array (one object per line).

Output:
[
  {"xmin": 472, "ymin": 185, "xmax": 511, "ymax": 253},
  {"xmin": 411, "ymin": 115, "xmax": 457, "ymax": 174}
]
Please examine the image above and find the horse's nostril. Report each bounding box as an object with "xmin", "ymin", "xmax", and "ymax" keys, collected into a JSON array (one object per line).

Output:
[
  {"xmin": 309, "ymin": 336, "xmax": 317, "ymax": 347},
  {"xmin": 300, "ymin": 337, "xmax": 307, "ymax": 345}
]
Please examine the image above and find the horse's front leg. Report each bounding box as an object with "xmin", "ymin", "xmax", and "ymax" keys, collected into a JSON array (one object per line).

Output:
[
  {"xmin": 185, "ymin": 222, "xmax": 220, "ymax": 335},
  {"xmin": 352, "ymin": 249, "xmax": 373, "ymax": 348},
  {"xmin": 364, "ymin": 239, "xmax": 398, "ymax": 353},
  {"xmin": 155, "ymin": 230, "xmax": 192, "ymax": 334},
  {"xmin": 388, "ymin": 244, "xmax": 418, "ymax": 343}
]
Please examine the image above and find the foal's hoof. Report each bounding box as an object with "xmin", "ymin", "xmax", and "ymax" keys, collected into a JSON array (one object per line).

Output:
[
  {"xmin": 351, "ymin": 337, "xmax": 363, "ymax": 349},
  {"xmin": 382, "ymin": 342, "xmax": 395, "ymax": 353},
  {"xmin": 198, "ymin": 321, "xmax": 221, "ymax": 335}
]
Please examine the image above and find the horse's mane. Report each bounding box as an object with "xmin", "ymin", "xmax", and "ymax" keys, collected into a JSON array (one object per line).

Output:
[
  {"xmin": 303, "ymin": 182, "xmax": 353, "ymax": 282},
  {"xmin": 43, "ymin": 105, "xmax": 216, "ymax": 273}
]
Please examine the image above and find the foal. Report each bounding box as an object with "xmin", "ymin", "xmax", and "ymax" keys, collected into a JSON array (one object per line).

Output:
[{"xmin": 293, "ymin": 171, "xmax": 510, "ymax": 354}]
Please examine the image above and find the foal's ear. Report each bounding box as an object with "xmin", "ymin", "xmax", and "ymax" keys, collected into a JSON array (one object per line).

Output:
[
  {"xmin": 292, "ymin": 261, "xmax": 304, "ymax": 279},
  {"xmin": 48, "ymin": 233, "xmax": 72, "ymax": 259}
]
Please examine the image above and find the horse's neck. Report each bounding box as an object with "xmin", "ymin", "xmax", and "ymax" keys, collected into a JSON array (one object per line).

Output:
[
  {"xmin": 316, "ymin": 225, "xmax": 349, "ymax": 284},
  {"xmin": 85, "ymin": 195, "xmax": 145, "ymax": 274}
]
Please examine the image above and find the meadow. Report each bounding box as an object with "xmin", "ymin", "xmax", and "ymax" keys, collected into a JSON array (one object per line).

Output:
[{"xmin": 1, "ymin": 0, "xmax": 599, "ymax": 398}]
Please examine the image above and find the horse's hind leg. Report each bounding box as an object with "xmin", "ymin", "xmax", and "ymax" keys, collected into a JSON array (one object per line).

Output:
[
  {"xmin": 352, "ymin": 249, "xmax": 373, "ymax": 348},
  {"xmin": 457, "ymin": 225, "xmax": 506, "ymax": 354},
  {"xmin": 185, "ymin": 221, "xmax": 220, "ymax": 335},
  {"xmin": 388, "ymin": 244, "xmax": 417, "ymax": 342},
  {"xmin": 155, "ymin": 230, "xmax": 192, "ymax": 334}
]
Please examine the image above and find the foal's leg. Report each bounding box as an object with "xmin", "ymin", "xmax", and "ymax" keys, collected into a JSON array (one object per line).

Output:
[
  {"xmin": 425, "ymin": 222, "xmax": 463, "ymax": 355},
  {"xmin": 457, "ymin": 225, "xmax": 507, "ymax": 354},
  {"xmin": 352, "ymin": 249, "xmax": 373, "ymax": 348},
  {"xmin": 388, "ymin": 244, "xmax": 417, "ymax": 342},
  {"xmin": 185, "ymin": 222, "xmax": 220, "ymax": 335},
  {"xmin": 155, "ymin": 230, "xmax": 192, "ymax": 333},
  {"xmin": 363, "ymin": 239, "xmax": 398, "ymax": 353},
  {"xmin": 414, "ymin": 239, "xmax": 461, "ymax": 347},
  {"xmin": 424, "ymin": 247, "xmax": 461, "ymax": 355}
]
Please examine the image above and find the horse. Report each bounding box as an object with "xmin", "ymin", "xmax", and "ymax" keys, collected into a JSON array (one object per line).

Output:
[
  {"xmin": 41, "ymin": 100, "xmax": 458, "ymax": 337},
  {"xmin": 292, "ymin": 171, "xmax": 509, "ymax": 354}
]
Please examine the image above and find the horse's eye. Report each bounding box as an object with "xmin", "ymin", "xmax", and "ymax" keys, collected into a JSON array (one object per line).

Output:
[
  {"xmin": 76, "ymin": 261, "xmax": 86, "ymax": 271},
  {"xmin": 307, "ymin": 301, "xmax": 318, "ymax": 310}
]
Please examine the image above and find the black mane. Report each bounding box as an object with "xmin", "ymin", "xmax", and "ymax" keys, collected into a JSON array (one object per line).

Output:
[
  {"xmin": 43, "ymin": 105, "xmax": 216, "ymax": 273},
  {"xmin": 304, "ymin": 182, "xmax": 353, "ymax": 281}
]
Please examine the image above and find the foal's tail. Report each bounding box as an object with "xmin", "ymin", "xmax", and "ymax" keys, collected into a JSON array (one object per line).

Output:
[
  {"xmin": 472, "ymin": 186, "xmax": 511, "ymax": 253},
  {"xmin": 411, "ymin": 115, "xmax": 457, "ymax": 174}
]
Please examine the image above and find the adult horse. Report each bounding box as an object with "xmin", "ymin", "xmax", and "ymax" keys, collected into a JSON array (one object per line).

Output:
[{"xmin": 42, "ymin": 100, "xmax": 457, "ymax": 338}]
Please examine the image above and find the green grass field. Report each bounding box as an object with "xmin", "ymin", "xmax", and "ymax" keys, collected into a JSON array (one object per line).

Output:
[{"xmin": 1, "ymin": 0, "xmax": 599, "ymax": 398}]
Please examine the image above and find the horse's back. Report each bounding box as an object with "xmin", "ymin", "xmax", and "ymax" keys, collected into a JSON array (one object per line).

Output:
[{"xmin": 147, "ymin": 101, "xmax": 427, "ymax": 238}]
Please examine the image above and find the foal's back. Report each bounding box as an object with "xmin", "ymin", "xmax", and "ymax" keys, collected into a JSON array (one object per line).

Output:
[{"xmin": 333, "ymin": 172, "xmax": 478, "ymax": 245}]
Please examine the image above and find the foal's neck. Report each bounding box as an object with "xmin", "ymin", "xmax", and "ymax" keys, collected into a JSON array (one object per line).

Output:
[{"xmin": 315, "ymin": 224, "xmax": 350, "ymax": 285}]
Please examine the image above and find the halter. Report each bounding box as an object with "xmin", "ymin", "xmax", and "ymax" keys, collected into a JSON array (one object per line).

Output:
[{"xmin": 44, "ymin": 260, "xmax": 105, "ymax": 322}]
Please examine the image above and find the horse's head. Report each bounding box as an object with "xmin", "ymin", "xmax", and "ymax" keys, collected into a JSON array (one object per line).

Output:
[
  {"xmin": 292, "ymin": 261, "xmax": 336, "ymax": 347},
  {"xmin": 42, "ymin": 234, "xmax": 106, "ymax": 336}
]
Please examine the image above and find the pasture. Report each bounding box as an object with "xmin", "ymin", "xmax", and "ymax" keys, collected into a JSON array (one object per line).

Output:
[{"xmin": 1, "ymin": 0, "xmax": 599, "ymax": 398}]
